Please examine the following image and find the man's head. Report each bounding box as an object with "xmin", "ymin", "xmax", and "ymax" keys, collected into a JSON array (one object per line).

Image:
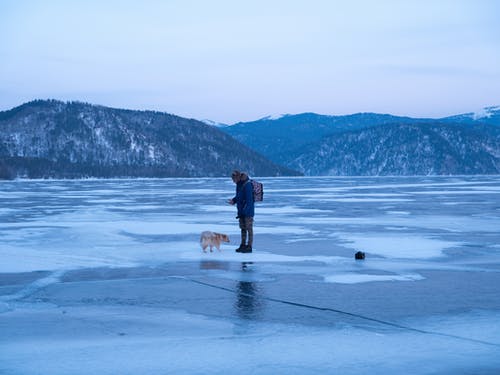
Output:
[{"xmin": 231, "ymin": 170, "xmax": 241, "ymax": 183}]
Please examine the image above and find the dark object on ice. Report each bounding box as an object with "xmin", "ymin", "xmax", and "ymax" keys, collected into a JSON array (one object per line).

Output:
[{"xmin": 355, "ymin": 251, "xmax": 365, "ymax": 260}]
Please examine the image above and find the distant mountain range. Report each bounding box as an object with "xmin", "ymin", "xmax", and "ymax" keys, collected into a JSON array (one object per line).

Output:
[
  {"xmin": 0, "ymin": 100, "xmax": 298, "ymax": 179},
  {"xmin": 222, "ymin": 109, "xmax": 500, "ymax": 175},
  {"xmin": 1, "ymin": 100, "xmax": 499, "ymax": 179}
]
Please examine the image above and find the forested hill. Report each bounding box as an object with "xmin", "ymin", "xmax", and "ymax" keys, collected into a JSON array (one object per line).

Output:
[
  {"xmin": 222, "ymin": 109, "xmax": 500, "ymax": 175},
  {"xmin": 0, "ymin": 100, "xmax": 299, "ymax": 179}
]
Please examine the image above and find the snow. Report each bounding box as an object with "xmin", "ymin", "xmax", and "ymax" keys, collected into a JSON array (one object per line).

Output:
[
  {"xmin": 337, "ymin": 233, "xmax": 460, "ymax": 259},
  {"xmin": 201, "ymin": 119, "xmax": 229, "ymax": 127},
  {"xmin": 258, "ymin": 114, "xmax": 289, "ymax": 121},
  {"xmin": 472, "ymin": 106, "xmax": 500, "ymax": 120},
  {"xmin": 1, "ymin": 176, "xmax": 500, "ymax": 374},
  {"xmin": 323, "ymin": 272, "xmax": 424, "ymax": 284}
]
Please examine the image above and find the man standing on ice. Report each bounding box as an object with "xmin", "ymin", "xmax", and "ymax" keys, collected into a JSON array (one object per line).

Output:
[{"xmin": 228, "ymin": 170, "xmax": 254, "ymax": 253}]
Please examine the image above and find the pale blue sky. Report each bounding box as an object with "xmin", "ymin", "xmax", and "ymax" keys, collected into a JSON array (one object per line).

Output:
[{"xmin": 1, "ymin": 0, "xmax": 499, "ymax": 123}]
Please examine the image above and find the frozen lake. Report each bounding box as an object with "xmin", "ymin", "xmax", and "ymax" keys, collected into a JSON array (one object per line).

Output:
[{"xmin": 1, "ymin": 176, "xmax": 500, "ymax": 374}]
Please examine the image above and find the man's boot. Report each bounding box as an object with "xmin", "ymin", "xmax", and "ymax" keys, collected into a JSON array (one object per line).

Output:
[{"xmin": 241, "ymin": 245, "xmax": 252, "ymax": 253}]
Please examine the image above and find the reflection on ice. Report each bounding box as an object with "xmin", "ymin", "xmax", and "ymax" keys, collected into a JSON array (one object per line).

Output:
[
  {"xmin": 235, "ymin": 279, "xmax": 263, "ymax": 321},
  {"xmin": 199, "ymin": 260, "xmax": 230, "ymax": 271}
]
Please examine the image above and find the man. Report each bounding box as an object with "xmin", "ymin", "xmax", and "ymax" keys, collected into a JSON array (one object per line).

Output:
[{"xmin": 228, "ymin": 170, "xmax": 254, "ymax": 253}]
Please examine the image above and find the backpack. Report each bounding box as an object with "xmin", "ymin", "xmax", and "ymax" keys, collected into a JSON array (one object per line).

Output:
[
  {"xmin": 251, "ymin": 179, "xmax": 264, "ymax": 202},
  {"xmin": 243, "ymin": 179, "xmax": 264, "ymax": 202}
]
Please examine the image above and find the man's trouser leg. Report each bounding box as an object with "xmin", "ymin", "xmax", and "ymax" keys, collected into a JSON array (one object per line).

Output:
[
  {"xmin": 246, "ymin": 217, "xmax": 254, "ymax": 247},
  {"xmin": 239, "ymin": 217, "xmax": 247, "ymax": 245}
]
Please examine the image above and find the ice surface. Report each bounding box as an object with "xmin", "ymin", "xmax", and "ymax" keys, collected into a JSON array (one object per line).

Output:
[
  {"xmin": 1, "ymin": 304, "xmax": 499, "ymax": 375},
  {"xmin": 1, "ymin": 176, "xmax": 500, "ymax": 374}
]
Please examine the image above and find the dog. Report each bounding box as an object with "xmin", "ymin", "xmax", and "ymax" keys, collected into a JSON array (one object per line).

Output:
[{"xmin": 200, "ymin": 231, "xmax": 230, "ymax": 253}]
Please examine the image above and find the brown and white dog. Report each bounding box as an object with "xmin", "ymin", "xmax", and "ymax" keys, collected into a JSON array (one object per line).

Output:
[{"xmin": 200, "ymin": 231, "xmax": 230, "ymax": 252}]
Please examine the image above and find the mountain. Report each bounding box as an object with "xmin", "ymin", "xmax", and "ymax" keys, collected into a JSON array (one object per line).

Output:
[
  {"xmin": 289, "ymin": 122, "xmax": 500, "ymax": 176},
  {"xmin": 0, "ymin": 100, "xmax": 299, "ymax": 179},
  {"xmin": 222, "ymin": 112, "xmax": 424, "ymax": 165},
  {"xmin": 3, "ymin": 100, "xmax": 499, "ymax": 178},
  {"xmin": 221, "ymin": 110, "xmax": 500, "ymax": 176}
]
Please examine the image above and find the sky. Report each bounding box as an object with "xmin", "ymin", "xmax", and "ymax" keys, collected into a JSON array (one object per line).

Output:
[{"xmin": 1, "ymin": 0, "xmax": 500, "ymax": 124}]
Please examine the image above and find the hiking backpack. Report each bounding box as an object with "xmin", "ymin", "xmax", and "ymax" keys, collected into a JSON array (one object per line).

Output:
[{"xmin": 251, "ymin": 179, "xmax": 264, "ymax": 202}]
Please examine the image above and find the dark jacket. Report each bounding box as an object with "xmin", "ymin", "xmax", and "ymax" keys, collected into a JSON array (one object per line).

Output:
[{"xmin": 233, "ymin": 176, "xmax": 254, "ymax": 218}]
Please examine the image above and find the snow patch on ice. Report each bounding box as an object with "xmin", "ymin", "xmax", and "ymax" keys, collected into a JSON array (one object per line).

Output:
[
  {"xmin": 0, "ymin": 271, "xmax": 64, "ymax": 301},
  {"xmin": 323, "ymin": 272, "xmax": 424, "ymax": 284},
  {"xmin": 338, "ymin": 233, "xmax": 460, "ymax": 259}
]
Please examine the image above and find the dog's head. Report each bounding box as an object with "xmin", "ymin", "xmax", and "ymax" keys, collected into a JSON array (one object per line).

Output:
[{"xmin": 215, "ymin": 233, "xmax": 230, "ymax": 242}]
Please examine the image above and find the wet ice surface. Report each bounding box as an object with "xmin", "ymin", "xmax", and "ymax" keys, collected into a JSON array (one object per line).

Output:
[{"xmin": 1, "ymin": 176, "xmax": 500, "ymax": 374}]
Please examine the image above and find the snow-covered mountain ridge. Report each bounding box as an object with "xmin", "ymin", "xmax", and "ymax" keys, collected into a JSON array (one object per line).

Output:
[
  {"xmin": 442, "ymin": 106, "xmax": 500, "ymax": 122},
  {"xmin": 0, "ymin": 100, "xmax": 298, "ymax": 179},
  {"xmin": 2, "ymin": 100, "xmax": 499, "ymax": 178},
  {"xmin": 222, "ymin": 108, "xmax": 500, "ymax": 175}
]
